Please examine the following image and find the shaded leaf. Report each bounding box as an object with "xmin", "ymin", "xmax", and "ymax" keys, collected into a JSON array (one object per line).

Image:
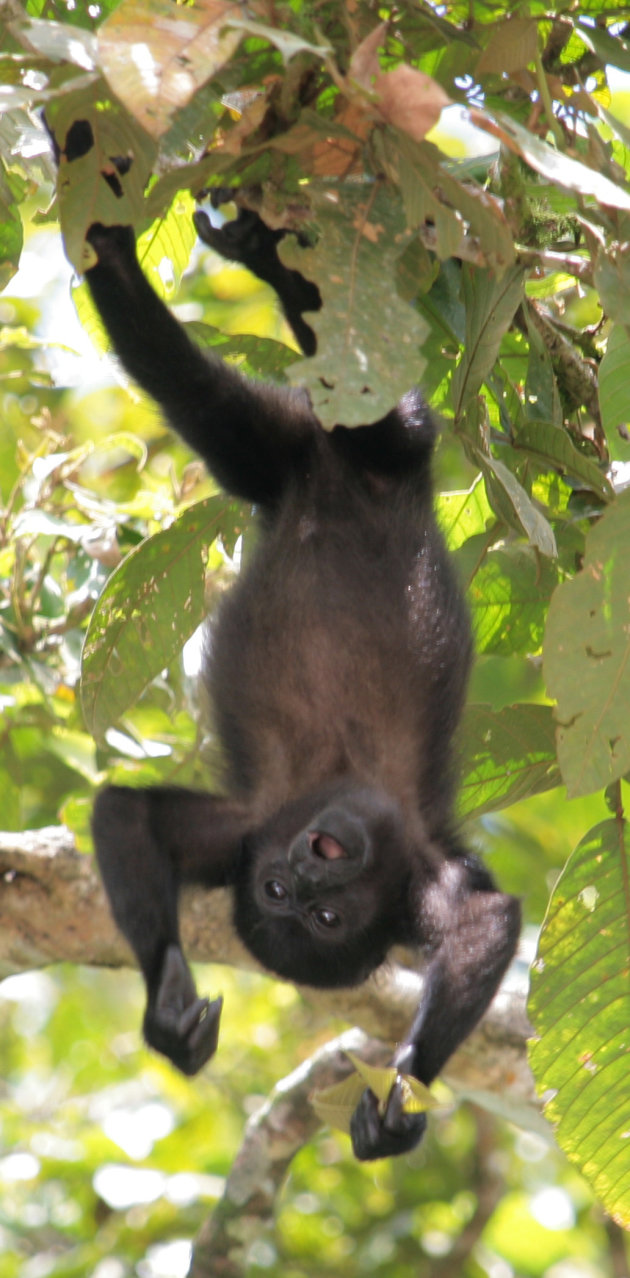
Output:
[
  {"xmin": 479, "ymin": 455, "xmax": 557, "ymax": 558},
  {"xmin": 476, "ymin": 17, "xmax": 538, "ymax": 76},
  {"xmin": 514, "ymin": 421, "xmax": 612, "ymax": 500},
  {"xmin": 529, "ymin": 820, "xmax": 630, "ymax": 1227},
  {"xmin": 382, "ymin": 136, "xmax": 515, "ymax": 272}
]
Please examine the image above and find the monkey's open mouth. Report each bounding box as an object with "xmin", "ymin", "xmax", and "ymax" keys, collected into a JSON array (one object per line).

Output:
[{"xmin": 309, "ymin": 832, "xmax": 346, "ymax": 860}]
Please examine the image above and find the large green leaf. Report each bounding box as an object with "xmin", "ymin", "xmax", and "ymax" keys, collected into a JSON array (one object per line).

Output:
[
  {"xmin": 459, "ymin": 703, "xmax": 560, "ymax": 819},
  {"xmin": 81, "ymin": 497, "xmax": 245, "ymax": 739},
  {"xmin": 284, "ymin": 184, "xmax": 428, "ymax": 427},
  {"xmin": 46, "ymin": 80, "xmax": 157, "ymax": 272},
  {"xmin": 544, "ymin": 490, "xmax": 630, "ymax": 796},
  {"xmin": 529, "ymin": 820, "xmax": 630, "ymax": 1227}
]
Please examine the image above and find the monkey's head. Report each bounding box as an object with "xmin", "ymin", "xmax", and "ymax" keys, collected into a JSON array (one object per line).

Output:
[{"xmin": 232, "ymin": 784, "xmax": 414, "ymax": 989}]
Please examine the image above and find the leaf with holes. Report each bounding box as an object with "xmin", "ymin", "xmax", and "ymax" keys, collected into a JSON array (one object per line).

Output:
[
  {"xmin": 81, "ymin": 497, "xmax": 244, "ymax": 739},
  {"xmin": 544, "ymin": 490, "xmax": 630, "ymax": 796},
  {"xmin": 529, "ymin": 820, "xmax": 630, "ymax": 1227}
]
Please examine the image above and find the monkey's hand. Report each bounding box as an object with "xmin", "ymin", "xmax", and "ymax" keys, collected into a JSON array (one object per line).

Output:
[
  {"xmin": 144, "ymin": 945, "xmax": 223, "ymax": 1076},
  {"xmin": 349, "ymin": 1080, "xmax": 428, "ymax": 1161}
]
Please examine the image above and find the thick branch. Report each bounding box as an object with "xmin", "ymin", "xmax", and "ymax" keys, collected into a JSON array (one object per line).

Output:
[{"xmin": 0, "ymin": 825, "xmax": 537, "ymax": 1119}]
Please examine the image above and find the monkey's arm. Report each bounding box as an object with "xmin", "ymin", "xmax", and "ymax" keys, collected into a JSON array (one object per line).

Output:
[
  {"xmin": 194, "ymin": 208, "xmax": 321, "ymax": 356},
  {"xmin": 84, "ymin": 224, "xmax": 317, "ymax": 505},
  {"xmin": 93, "ymin": 785, "xmax": 249, "ymax": 1075},
  {"xmin": 350, "ymin": 857, "xmax": 521, "ymax": 1160}
]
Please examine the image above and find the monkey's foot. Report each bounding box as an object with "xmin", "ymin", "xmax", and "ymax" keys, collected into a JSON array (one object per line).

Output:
[
  {"xmin": 144, "ymin": 944, "xmax": 222, "ymax": 1076},
  {"xmin": 350, "ymin": 1080, "xmax": 428, "ymax": 1161}
]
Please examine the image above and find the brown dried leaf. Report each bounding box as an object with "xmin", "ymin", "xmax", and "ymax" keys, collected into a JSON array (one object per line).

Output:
[
  {"xmin": 350, "ymin": 21, "xmax": 450, "ymax": 143},
  {"xmin": 374, "ymin": 64, "xmax": 450, "ymax": 142}
]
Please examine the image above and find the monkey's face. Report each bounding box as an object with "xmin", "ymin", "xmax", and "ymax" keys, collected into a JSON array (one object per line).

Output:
[{"xmin": 232, "ymin": 785, "xmax": 412, "ymax": 989}]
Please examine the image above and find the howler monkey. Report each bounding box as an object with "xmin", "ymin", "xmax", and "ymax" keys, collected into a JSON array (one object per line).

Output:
[{"xmin": 74, "ymin": 192, "xmax": 520, "ymax": 1162}]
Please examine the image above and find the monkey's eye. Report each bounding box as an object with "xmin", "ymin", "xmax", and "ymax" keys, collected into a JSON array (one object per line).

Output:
[
  {"xmin": 312, "ymin": 907, "xmax": 340, "ymax": 929},
  {"xmin": 264, "ymin": 879, "xmax": 288, "ymax": 902}
]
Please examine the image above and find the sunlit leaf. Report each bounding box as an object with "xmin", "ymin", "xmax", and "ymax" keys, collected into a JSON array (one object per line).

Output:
[
  {"xmin": 471, "ymin": 107, "xmax": 630, "ymax": 210},
  {"xmin": 97, "ymin": 0, "xmax": 243, "ymax": 139},
  {"xmin": 311, "ymin": 1055, "xmax": 436, "ymax": 1134},
  {"xmin": 437, "ymin": 475, "xmax": 494, "ymax": 551},
  {"xmin": 529, "ymin": 819, "xmax": 630, "ymax": 1226},
  {"xmin": 544, "ymin": 490, "xmax": 630, "ymax": 796},
  {"xmin": 468, "ymin": 546, "xmax": 558, "ymax": 655}
]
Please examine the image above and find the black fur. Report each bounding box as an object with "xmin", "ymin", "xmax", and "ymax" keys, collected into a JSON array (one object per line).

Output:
[{"xmin": 83, "ymin": 216, "xmax": 520, "ymax": 1161}]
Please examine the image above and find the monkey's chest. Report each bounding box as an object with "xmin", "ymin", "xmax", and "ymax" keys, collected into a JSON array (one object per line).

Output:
[{"xmin": 206, "ymin": 541, "xmax": 420, "ymax": 802}]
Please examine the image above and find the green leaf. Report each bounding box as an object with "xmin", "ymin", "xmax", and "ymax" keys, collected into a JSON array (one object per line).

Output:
[
  {"xmin": 81, "ymin": 497, "xmax": 244, "ymax": 739},
  {"xmin": 0, "ymin": 160, "xmax": 23, "ymax": 290},
  {"xmin": 284, "ymin": 184, "xmax": 428, "ymax": 427},
  {"xmin": 310, "ymin": 1073, "xmax": 366, "ymax": 1134},
  {"xmin": 524, "ymin": 314, "xmax": 562, "ymax": 427},
  {"xmin": 347, "ymin": 1054, "xmax": 436, "ymax": 1113},
  {"xmin": 594, "ymin": 247, "xmax": 630, "ymax": 329},
  {"xmin": 136, "ymin": 190, "xmax": 198, "ymax": 301},
  {"xmin": 544, "ymin": 490, "xmax": 630, "ymax": 796},
  {"xmin": 529, "ymin": 820, "xmax": 630, "ymax": 1227},
  {"xmin": 599, "ymin": 324, "xmax": 630, "ymax": 439},
  {"xmin": 437, "ymin": 475, "xmax": 494, "ymax": 551},
  {"xmin": 458, "ymin": 703, "xmax": 560, "ymax": 819},
  {"xmin": 468, "ymin": 545, "xmax": 558, "ymax": 655},
  {"xmin": 46, "ymin": 80, "xmax": 157, "ymax": 272},
  {"xmin": 479, "ymin": 454, "xmax": 557, "ymax": 557}
]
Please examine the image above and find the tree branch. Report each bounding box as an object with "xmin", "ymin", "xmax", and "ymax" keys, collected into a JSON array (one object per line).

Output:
[
  {"xmin": 0, "ymin": 824, "xmax": 538, "ymax": 1115},
  {"xmin": 189, "ymin": 1029, "xmax": 389, "ymax": 1278}
]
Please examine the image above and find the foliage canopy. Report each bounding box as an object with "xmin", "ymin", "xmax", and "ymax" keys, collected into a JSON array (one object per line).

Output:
[{"xmin": 3, "ymin": 0, "xmax": 630, "ymax": 1272}]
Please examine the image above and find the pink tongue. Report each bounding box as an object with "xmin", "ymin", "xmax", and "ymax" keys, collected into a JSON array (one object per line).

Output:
[{"xmin": 309, "ymin": 832, "xmax": 345, "ymax": 860}]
